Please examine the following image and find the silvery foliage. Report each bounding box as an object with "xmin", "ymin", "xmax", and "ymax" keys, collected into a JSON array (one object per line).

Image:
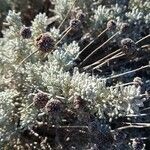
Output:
[
  {"xmin": 126, "ymin": 3, "xmax": 150, "ymax": 25},
  {"xmin": 93, "ymin": 4, "xmax": 122, "ymax": 29},
  {"xmin": 108, "ymin": 84, "xmax": 146, "ymax": 117},
  {"xmin": 0, "ymin": 8, "xmax": 147, "ymax": 138},
  {"xmin": 125, "ymin": 0, "xmax": 150, "ymax": 40},
  {"xmin": 0, "ymin": 89, "xmax": 18, "ymax": 145},
  {"xmin": 31, "ymin": 13, "xmax": 48, "ymax": 37},
  {"xmin": 54, "ymin": 0, "xmax": 75, "ymax": 20},
  {"xmin": 1, "ymin": 10, "xmax": 31, "ymax": 72},
  {"xmin": 126, "ymin": 0, "xmax": 150, "ymax": 26}
]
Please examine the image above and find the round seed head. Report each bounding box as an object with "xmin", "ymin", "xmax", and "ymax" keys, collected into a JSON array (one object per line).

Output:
[
  {"xmin": 70, "ymin": 19, "xmax": 82, "ymax": 31},
  {"xmin": 20, "ymin": 26, "xmax": 32, "ymax": 39},
  {"xmin": 76, "ymin": 11, "xmax": 86, "ymax": 22},
  {"xmin": 45, "ymin": 98, "xmax": 62, "ymax": 115},
  {"xmin": 36, "ymin": 33, "xmax": 55, "ymax": 53},
  {"xmin": 121, "ymin": 38, "xmax": 137, "ymax": 55},
  {"xmin": 107, "ymin": 20, "xmax": 116, "ymax": 31},
  {"xmin": 120, "ymin": 23, "xmax": 130, "ymax": 34},
  {"xmin": 132, "ymin": 138, "xmax": 145, "ymax": 150},
  {"xmin": 133, "ymin": 77, "xmax": 143, "ymax": 86},
  {"xmin": 73, "ymin": 95, "xmax": 85, "ymax": 109},
  {"xmin": 33, "ymin": 92, "xmax": 49, "ymax": 109}
]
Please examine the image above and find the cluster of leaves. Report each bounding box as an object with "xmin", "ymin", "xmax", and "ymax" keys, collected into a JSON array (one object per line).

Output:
[{"xmin": 0, "ymin": 0, "xmax": 150, "ymax": 149}]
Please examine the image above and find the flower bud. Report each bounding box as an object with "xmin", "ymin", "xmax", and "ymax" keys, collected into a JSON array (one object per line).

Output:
[
  {"xmin": 36, "ymin": 33, "xmax": 55, "ymax": 53},
  {"xmin": 45, "ymin": 98, "xmax": 62, "ymax": 116},
  {"xmin": 133, "ymin": 77, "xmax": 143, "ymax": 86},
  {"xmin": 107, "ymin": 20, "xmax": 116, "ymax": 31},
  {"xmin": 33, "ymin": 92, "xmax": 49, "ymax": 109},
  {"xmin": 70, "ymin": 19, "xmax": 82, "ymax": 31},
  {"xmin": 20, "ymin": 26, "xmax": 32, "ymax": 39},
  {"xmin": 121, "ymin": 38, "xmax": 137, "ymax": 56},
  {"xmin": 120, "ymin": 23, "xmax": 130, "ymax": 34}
]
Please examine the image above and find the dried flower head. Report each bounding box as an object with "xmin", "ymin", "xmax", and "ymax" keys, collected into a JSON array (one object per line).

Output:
[
  {"xmin": 132, "ymin": 138, "xmax": 145, "ymax": 150},
  {"xmin": 107, "ymin": 20, "xmax": 116, "ymax": 30},
  {"xmin": 133, "ymin": 77, "xmax": 143, "ymax": 86},
  {"xmin": 33, "ymin": 92, "xmax": 49, "ymax": 109},
  {"xmin": 20, "ymin": 26, "xmax": 32, "ymax": 39},
  {"xmin": 69, "ymin": 19, "xmax": 82, "ymax": 31},
  {"xmin": 45, "ymin": 98, "xmax": 62, "ymax": 115},
  {"xmin": 120, "ymin": 23, "xmax": 130, "ymax": 34},
  {"xmin": 73, "ymin": 95, "xmax": 85, "ymax": 109},
  {"xmin": 121, "ymin": 38, "xmax": 137, "ymax": 56},
  {"xmin": 76, "ymin": 11, "xmax": 86, "ymax": 22},
  {"xmin": 36, "ymin": 33, "xmax": 55, "ymax": 53}
]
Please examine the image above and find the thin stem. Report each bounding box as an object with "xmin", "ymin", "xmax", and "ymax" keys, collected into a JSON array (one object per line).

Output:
[
  {"xmin": 76, "ymin": 28, "xmax": 108, "ymax": 59},
  {"xmin": 136, "ymin": 34, "xmax": 150, "ymax": 45},
  {"xmin": 101, "ymin": 54, "xmax": 150, "ymax": 74},
  {"xmin": 46, "ymin": 125, "xmax": 88, "ymax": 129},
  {"xmin": 123, "ymin": 122, "xmax": 150, "ymax": 126},
  {"xmin": 44, "ymin": 27, "xmax": 71, "ymax": 58},
  {"xmin": 102, "ymin": 65, "xmax": 150, "ymax": 81},
  {"xmin": 79, "ymin": 31, "xmax": 119, "ymax": 67},
  {"xmin": 60, "ymin": 26, "xmax": 71, "ymax": 36},
  {"xmin": 130, "ymin": 137, "xmax": 150, "ymax": 140},
  {"xmin": 13, "ymin": 49, "xmax": 39, "ymax": 76},
  {"xmin": 141, "ymin": 107, "xmax": 150, "ymax": 113},
  {"xmin": 125, "ymin": 113, "xmax": 150, "ymax": 117},
  {"xmin": 55, "ymin": 27, "xmax": 71, "ymax": 46},
  {"xmin": 141, "ymin": 44, "xmax": 150, "ymax": 49},
  {"xmin": 112, "ymin": 124, "xmax": 150, "ymax": 131},
  {"xmin": 83, "ymin": 48, "xmax": 122, "ymax": 70},
  {"xmin": 57, "ymin": 0, "xmax": 78, "ymax": 29},
  {"xmin": 20, "ymin": 102, "xmax": 34, "ymax": 113},
  {"xmin": 110, "ymin": 82, "xmax": 135, "ymax": 88},
  {"xmin": 92, "ymin": 52, "xmax": 124, "ymax": 70},
  {"xmin": 80, "ymin": 34, "xmax": 150, "ymax": 70}
]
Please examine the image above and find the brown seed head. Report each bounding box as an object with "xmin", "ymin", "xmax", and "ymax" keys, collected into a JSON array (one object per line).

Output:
[
  {"xmin": 33, "ymin": 92, "xmax": 49, "ymax": 109},
  {"xmin": 36, "ymin": 33, "xmax": 55, "ymax": 53},
  {"xmin": 70, "ymin": 19, "xmax": 82, "ymax": 31},
  {"xmin": 121, "ymin": 38, "xmax": 137, "ymax": 56},
  {"xmin": 120, "ymin": 23, "xmax": 130, "ymax": 34},
  {"xmin": 107, "ymin": 20, "xmax": 116, "ymax": 31},
  {"xmin": 20, "ymin": 26, "xmax": 32, "ymax": 39},
  {"xmin": 73, "ymin": 95, "xmax": 85, "ymax": 109},
  {"xmin": 133, "ymin": 77, "xmax": 143, "ymax": 86},
  {"xmin": 45, "ymin": 98, "xmax": 62, "ymax": 115}
]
